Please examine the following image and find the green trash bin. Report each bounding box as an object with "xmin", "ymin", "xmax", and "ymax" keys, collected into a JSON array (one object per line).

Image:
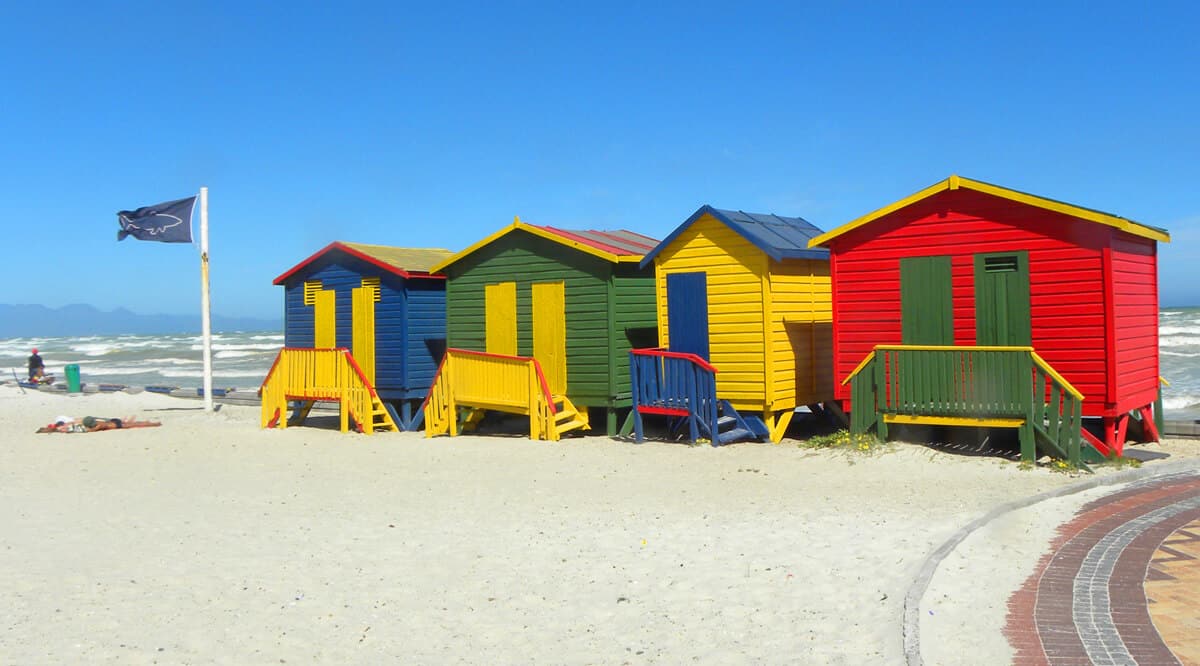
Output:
[{"xmin": 65, "ymin": 364, "xmax": 81, "ymax": 393}]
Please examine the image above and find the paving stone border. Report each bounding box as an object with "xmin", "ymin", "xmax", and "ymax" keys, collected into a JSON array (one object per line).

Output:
[{"xmin": 903, "ymin": 457, "xmax": 1200, "ymax": 666}]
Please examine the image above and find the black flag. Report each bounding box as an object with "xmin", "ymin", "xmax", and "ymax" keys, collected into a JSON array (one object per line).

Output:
[{"xmin": 117, "ymin": 196, "xmax": 196, "ymax": 243}]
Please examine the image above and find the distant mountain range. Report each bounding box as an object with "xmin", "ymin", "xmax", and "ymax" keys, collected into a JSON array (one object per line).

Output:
[{"xmin": 0, "ymin": 304, "xmax": 281, "ymax": 337}]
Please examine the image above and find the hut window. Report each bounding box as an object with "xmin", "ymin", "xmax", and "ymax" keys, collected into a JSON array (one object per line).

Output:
[
  {"xmin": 983, "ymin": 255, "xmax": 1019, "ymax": 273},
  {"xmin": 303, "ymin": 280, "xmax": 323, "ymax": 305},
  {"xmin": 625, "ymin": 326, "xmax": 658, "ymax": 349},
  {"xmin": 361, "ymin": 276, "xmax": 381, "ymax": 302}
]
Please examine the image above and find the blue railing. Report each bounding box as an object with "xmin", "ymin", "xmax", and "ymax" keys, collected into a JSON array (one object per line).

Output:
[{"xmin": 629, "ymin": 348, "xmax": 719, "ymax": 443}]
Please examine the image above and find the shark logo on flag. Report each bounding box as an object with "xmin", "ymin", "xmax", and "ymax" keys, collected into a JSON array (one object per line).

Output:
[{"xmin": 117, "ymin": 195, "xmax": 196, "ymax": 243}]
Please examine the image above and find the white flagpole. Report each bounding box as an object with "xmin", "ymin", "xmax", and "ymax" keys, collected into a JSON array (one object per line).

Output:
[{"xmin": 200, "ymin": 187, "xmax": 214, "ymax": 413}]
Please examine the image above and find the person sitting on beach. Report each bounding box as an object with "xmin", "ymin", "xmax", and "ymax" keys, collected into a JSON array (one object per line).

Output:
[
  {"xmin": 28, "ymin": 348, "xmax": 45, "ymax": 381},
  {"xmin": 36, "ymin": 416, "xmax": 162, "ymax": 433}
]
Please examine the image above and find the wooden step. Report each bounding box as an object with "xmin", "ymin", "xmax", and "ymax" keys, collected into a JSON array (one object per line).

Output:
[
  {"xmin": 717, "ymin": 427, "xmax": 754, "ymax": 445},
  {"xmin": 555, "ymin": 406, "xmax": 578, "ymax": 421},
  {"xmin": 551, "ymin": 395, "xmax": 589, "ymax": 436},
  {"xmin": 367, "ymin": 400, "xmax": 398, "ymax": 432},
  {"xmin": 555, "ymin": 415, "xmax": 589, "ymax": 436}
]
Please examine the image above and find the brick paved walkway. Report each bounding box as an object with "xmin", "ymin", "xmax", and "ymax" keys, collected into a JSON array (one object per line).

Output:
[{"xmin": 1005, "ymin": 472, "xmax": 1200, "ymax": 665}]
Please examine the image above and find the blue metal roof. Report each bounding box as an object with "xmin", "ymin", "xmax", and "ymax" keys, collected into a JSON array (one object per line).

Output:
[{"xmin": 640, "ymin": 205, "xmax": 830, "ymax": 267}]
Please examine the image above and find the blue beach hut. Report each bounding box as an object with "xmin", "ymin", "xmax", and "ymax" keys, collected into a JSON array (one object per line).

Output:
[{"xmin": 269, "ymin": 241, "xmax": 453, "ymax": 430}]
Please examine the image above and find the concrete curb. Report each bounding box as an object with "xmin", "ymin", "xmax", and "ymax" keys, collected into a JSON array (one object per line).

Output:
[{"xmin": 902, "ymin": 457, "xmax": 1200, "ymax": 666}]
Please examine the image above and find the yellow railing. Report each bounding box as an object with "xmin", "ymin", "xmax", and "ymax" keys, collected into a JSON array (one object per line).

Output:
[
  {"xmin": 424, "ymin": 349, "xmax": 562, "ymax": 440},
  {"xmin": 1030, "ymin": 352, "xmax": 1084, "ymax": 400},
  {"xmin": 260, "ymin": 347, "xmax": 394, "ymax": 434},
  {"xmin": 842, "ymin": 350, "xmax": 877, "ymax": 386}
]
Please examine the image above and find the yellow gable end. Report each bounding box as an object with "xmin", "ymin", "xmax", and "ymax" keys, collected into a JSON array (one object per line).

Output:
[{"xmin": 654, "ymin": 214, "xmax": 768, "ymax": 409}]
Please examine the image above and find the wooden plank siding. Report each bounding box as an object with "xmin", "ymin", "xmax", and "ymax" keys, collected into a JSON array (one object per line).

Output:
[
  {"xmin": 369, "ymin": 274, "xmax": 406, "ymax": 397},
  {"xmin": 444, "ymin": 230, "xmax": 652, "ymax": 408},
  {"xmin": 1110, "ymin": 233, "xmax": 1161, "ymax": 413},
  {"xmin": 828, "ymin": 190, "xmax": 1112, "ymax": 416},
  {"xmin": 284, "ymin": 283, "xmax": 315, "ymax": 349},
  {"xmin": 403, "ymin": 278, "xmax": 447, "ymax": 399},
  {"xmin": 654, "ymin": 215, "xmax": 768, "ymax": 411},
  {"xmin": 610, "ymin": 265, "xmax": 658, "ymax": 401},
  {"xmin": 768, "ymin": 258, "xmax": 833, "ymax": 410}
]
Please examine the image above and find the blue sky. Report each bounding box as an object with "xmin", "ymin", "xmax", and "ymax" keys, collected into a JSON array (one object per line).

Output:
[{"xmin": 3, "ymin": 2, "xmax": 1199, "ymax": 321}]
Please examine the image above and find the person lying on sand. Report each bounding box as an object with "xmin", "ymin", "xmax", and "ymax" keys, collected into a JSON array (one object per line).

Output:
[{"xmin": 36, "ymin": 416, "xmax": 162, "ymax": 433}]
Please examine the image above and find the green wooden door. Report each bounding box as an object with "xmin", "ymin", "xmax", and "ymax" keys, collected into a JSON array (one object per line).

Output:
[
  {"xmin": 974, "ymin": 252, "xmax": 1031, "ymax": 346},
  {"xmin": 899, "ymin": 256, "xmax": 954, "ymax": 345}
]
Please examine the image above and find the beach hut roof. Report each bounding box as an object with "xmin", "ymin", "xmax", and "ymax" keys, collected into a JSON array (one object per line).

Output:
[
  {"xmin": 640, "ymin": 205, "xmax": 829, "ymax": 268},
  {"xmin": 430, "ymin": 218, "xmax": 659, "ymax": 274},
  {"xmin": 273, "ymin": 241, "xmax": 453, "ymax": 285},
  {"xmin": 808, "ymin": 174, "xmax": 1171, "ymax": 248}
]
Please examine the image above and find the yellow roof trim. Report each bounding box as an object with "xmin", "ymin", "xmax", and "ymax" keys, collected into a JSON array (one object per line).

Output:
[
  {"xmin": 430, "ymin": 218, "xmax": 520, "ymax": 274},
  {"xmin": 808, "ymin": 175, "xmax": 1170, "ymax": 248},
  {"xmin": 430, "ymin": 216, "xmax": 630, "ymax": 273}
]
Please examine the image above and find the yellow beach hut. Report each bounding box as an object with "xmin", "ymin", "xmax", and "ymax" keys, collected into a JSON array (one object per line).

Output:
[{"xmin": 633, "ymin": 205, "xmax": 833, "ymax": 443}]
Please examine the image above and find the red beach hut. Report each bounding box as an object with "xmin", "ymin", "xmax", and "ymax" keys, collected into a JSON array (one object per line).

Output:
[{"xmin": 808, "ymin": 175, "xmax": 1169, "ymax": 464}]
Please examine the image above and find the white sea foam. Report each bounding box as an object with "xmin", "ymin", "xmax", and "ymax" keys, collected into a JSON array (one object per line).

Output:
[
  {"xmin": 192, "ymin": 343, "xmax": 283, "ymax": 352},
  {"xmin": 71, "ymin": 366, "xmax": 170, "ymax": 377},
  {"xmin": 1162, "ymin": 394, "xmax": 1200, "ymax": 411},
  {"xmin": 1159, "ymin": 325, "xmax": 1200, "ymax": 336},
  {"xmin": 69, "ymin": 343, "xmax": 121, "ymax": 356},
  {"xmin": 160, "ymin": 368, "xmax": 272, "ymax": 379},
  {"xmin": 1162, "ymin": 351, "xmax": 1200, "ymax": 358},
  {"xmin": 145, "ymin": 357, "xmax": 204, "ymax": 366},
  {"xmin": 214, "ymin": 351, "xmax": 261, "ymax": 359},
  {"xmin": 1157, "ymin": 336, "xmax": 1200, "ymax": 348}
]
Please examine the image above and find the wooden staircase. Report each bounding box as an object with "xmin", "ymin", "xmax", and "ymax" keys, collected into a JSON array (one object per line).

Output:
[
  {"xmin": 423, "ymin": 348, "xmax": 590, "ymax": 441},
  {"xmin": 629, "ymin": 348, "xmax": 760, "ymax": 445},
  {"xmin": 845, "ymin": 345, "xmax": 1098, "ymax": 469},
  {"xmin": 260, "ymin": 347, "xmax": 399, "ymax": 434}
]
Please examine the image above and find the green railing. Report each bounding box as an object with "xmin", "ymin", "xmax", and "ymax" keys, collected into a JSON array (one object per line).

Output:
[{"xmin": 845, "ymin": 345, "xmax": 1085, "ymax": 467}]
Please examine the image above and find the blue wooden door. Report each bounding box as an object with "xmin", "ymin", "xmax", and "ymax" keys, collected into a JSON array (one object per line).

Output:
[{"xmin": 666, "ymin": 272, "xmax": 710, "ymax": 360}]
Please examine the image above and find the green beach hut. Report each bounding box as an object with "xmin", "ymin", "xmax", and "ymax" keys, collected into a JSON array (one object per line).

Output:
[{"xmin": 429, "ymin": 217, "xmax": 660, "ymax": 435}]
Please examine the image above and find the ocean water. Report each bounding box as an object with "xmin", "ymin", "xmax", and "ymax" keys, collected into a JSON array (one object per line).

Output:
[
  {"xmin": 0, "ymin": 331, "xmax": 283, "ymax": 391},
  {"xmin": 4, "ymin": 309, "xmax": 1200, "ymax": 413},
  {"xmin": 1159, "ymin": 307, "xmax": 1200, "ymax": 415}
]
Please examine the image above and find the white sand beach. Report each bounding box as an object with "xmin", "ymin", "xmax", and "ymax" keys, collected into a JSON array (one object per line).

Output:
[{"xmin": 3, "ymin": 385, "xmax": 1200, "ymax": 664}]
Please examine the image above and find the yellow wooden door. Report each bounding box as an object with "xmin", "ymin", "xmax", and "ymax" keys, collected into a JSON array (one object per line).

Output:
[
  {"xmin": 532, "ymin": 282, "xmax": 566, "ymax": 395},
  {"xmin": 352, "ymin": 284, "xmax": 377, "ymax": 384},
  {"xmin": 485, "ymin": 282, "xmax": 517, "ymax": 356},
  {"xmin": 314, "ymin": 289, "xmax": 336, "ymax": 348}
]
